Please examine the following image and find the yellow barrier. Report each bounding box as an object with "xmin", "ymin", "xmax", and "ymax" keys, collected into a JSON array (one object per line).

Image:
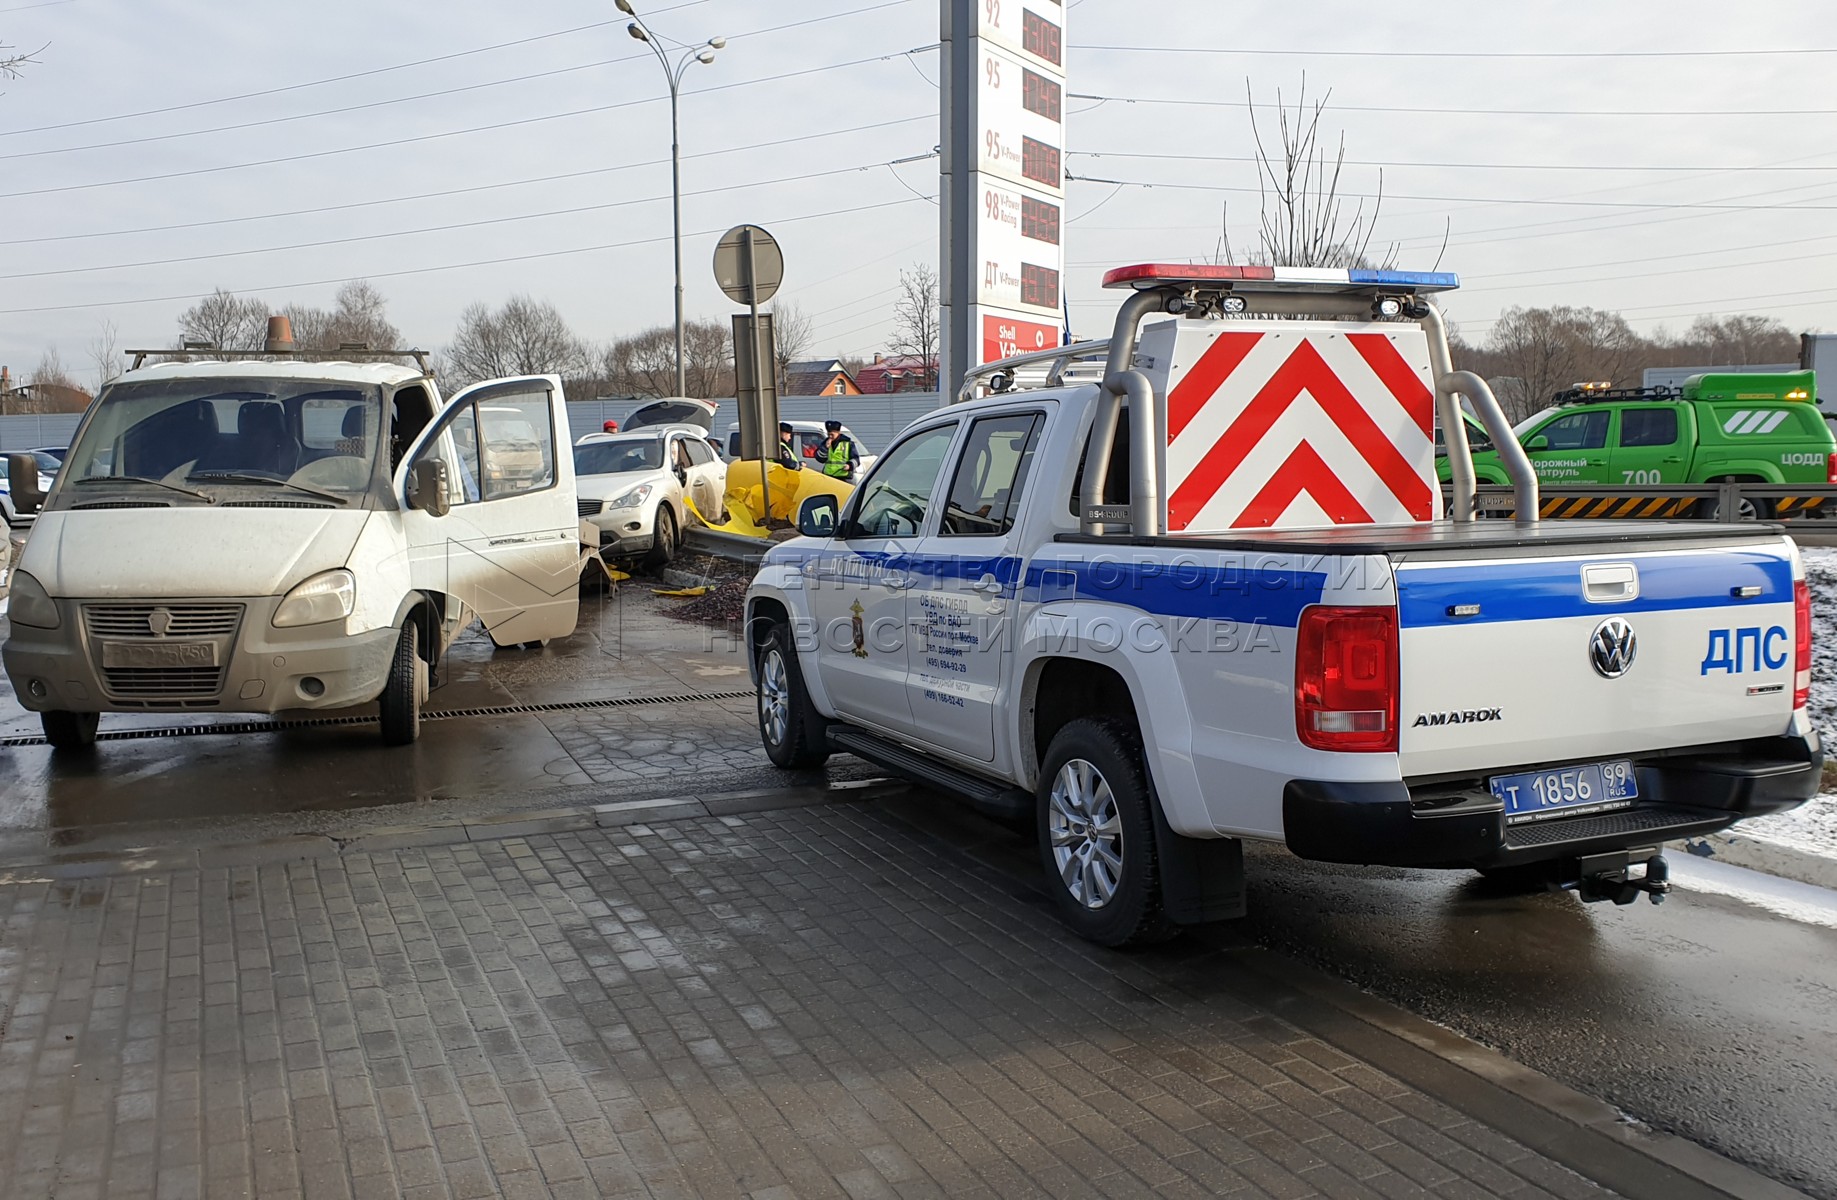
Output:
[{"xmin": 694, "ymin": 463, "xmax": 856, "ymax": 539}]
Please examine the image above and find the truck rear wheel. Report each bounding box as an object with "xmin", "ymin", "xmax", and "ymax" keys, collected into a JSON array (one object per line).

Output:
[
  {"xmin": 41, "ymin": 710, "xmax": 99, "ymax": 750},
  {"xmin": 1037, "ymin": 717, "xmax": 1177, "ymax": 947},
  {"xmin": 756, "ymin": 622, "xmax": 829, "ymax": 768},
  {"xmin": 378, "ymin": 619, "xmax": 426, "ymax": 747}
]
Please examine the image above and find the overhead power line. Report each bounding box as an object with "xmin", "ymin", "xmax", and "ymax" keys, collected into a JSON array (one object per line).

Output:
[
  {"xmin": 0, "ymin": 0, "xmax": 920, "ymax": 163},
  {"xmin": 0, "ymin": 153, "xmax": 936, "ymax": 283},
  {"xmin": 0, "ymin": 115, "xmax": 930, "ymax": 248},
  {"xmin": 1071, "ymin": 92, "xmax": 1837, "ymax": 118},
  {"xmin": 0, "ymin": 48, "xmax": 931, "ymax": 201},
  {"xmin": 0, "ymin": 197, "xmax": 930, "ymax": 316},
  {"xmin": 1066, "ymin": 172, "xmax": 1837, "ymax": 213},
  {"xmin": 1075, "ymin": 42, "xmax": 1837, "ymax": 59},
  {"xmin": 0, "ymin": 0, "xmax": 711, "ymax": 139},
  {"xmin": 1071, "ymin": 149, "xmax": 1837, "ymax": 175}
]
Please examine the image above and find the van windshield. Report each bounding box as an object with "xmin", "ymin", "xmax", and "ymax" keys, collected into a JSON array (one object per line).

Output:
[{"xmin": 59, "ymin": 379, "xmax": 385, "ymax": 503}]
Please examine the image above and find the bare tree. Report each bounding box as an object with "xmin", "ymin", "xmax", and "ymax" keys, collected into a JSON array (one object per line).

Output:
[
  {"xmin": 444, "ymin": 295, "xmax": 588, "ymax": 386},
  {"xmin": 605, "ymin": 320, "xmax": 734, "ymax": 399},
  {"xmin": 1220, "ymin": 78, "xmax": 1392, "ymax": 270},
  {"xmin": 1672, "ymin": 314, "xmax": 1800, "ymax": 367},
  {"xmin": 177, "ymin": 288, "xmax": 270, "ymax": 354},
  {"xmin": 769, "ymin": 300, "xmax": 816, "ymax": 389},
  {"xmin": 1477, "ymin": 306, "xmax": 1643, "ymax": 421},
  {"xmin": 285, "ymin": 280, "xmax": 404, "ymax": 355},
  {"xmin": 2, "ymin": 36, "xmax": 42, "ymax": 80},
  {"xmin": 88, "ymin": 320, "xmax": 123, "ymax": 393},
  {"xmin": 890, "ymin": 265, "xmax": 940, "ymax": 390}
]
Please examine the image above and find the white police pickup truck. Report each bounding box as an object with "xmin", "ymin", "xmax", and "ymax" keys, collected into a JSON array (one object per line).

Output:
[{"xmin": 745, "ymin": 265, "xmax": 1820, "ymax": 946}]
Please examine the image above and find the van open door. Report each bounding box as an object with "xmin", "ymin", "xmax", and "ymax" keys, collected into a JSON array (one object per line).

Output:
[{"xmin": 395, "ymin": 375, "xmax": 580, "ymax": 647}]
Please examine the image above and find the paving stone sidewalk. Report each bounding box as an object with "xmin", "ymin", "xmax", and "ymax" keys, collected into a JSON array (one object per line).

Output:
[{"xmin": 0, "ymin": 801, "xmax": 1617, "ymax": 1200}]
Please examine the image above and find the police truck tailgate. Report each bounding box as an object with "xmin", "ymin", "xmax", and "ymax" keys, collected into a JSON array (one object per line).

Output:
[{"xmin": 1394, "ymin": 535, "xmax": 1801, "ymax": 780}]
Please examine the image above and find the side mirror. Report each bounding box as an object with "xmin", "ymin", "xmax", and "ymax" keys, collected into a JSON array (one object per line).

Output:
[
  {"xmin": 796, "ymin": 494, "xmax": 840, "ymax": 539},
  {"xmin": 1526, "ymin": 435, "xmax": 1549, "ymax": 451},
  {"xmin": 7, "ymin": 453, "xmax": 45, "ymax": 516},
  {"xmin": 407, "ymin": 457, "xmax": 451, "ymax": 517}
]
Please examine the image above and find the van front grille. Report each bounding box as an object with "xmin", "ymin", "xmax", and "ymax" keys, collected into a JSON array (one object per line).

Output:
[
  {"xmin": 101, "ymin": 666, "xmax": 225, "ymax": 700},
  {"xmin": 83, "ymin": 603, "xmax": 244, "ymax": 638}
]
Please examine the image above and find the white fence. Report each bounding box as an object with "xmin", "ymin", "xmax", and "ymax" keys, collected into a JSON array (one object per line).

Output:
[{"xmin": 0, "ymin": 414, "xmax": 82, "ymax": 453}]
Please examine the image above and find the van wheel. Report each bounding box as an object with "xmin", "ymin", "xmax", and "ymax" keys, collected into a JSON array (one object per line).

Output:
[
  {"xmin": 644, "ymin": 507, "xmax": 677, "ymax": 571},
  {"xmin": 756, "ymin": 622, "xmax": 829, "ymax": 768},
  {"xmin": 1037, "ymin": 717, "xmax": 1178, "ymax": 948},
  {"xmin": 378, "ymin": 620, "xmax": 425, "ymax": 746},
  {"xmin": 41, "ymin": 710, "xmax": 99, "ymax": 750}
]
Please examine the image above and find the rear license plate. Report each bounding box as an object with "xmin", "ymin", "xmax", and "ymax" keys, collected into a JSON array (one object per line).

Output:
[
  {"xmin": 1489, "ymin": 759, "xmax": 1637, "ymax": 825},
  {"xmin": 101, "ymin": 641, "xmax": 219, "ymax": 669}
]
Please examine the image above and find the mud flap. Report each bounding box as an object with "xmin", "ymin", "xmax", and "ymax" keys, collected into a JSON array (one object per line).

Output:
[{"xmin": 1151, "ymin": 800, "xmax": 1246, "ymax": 925}]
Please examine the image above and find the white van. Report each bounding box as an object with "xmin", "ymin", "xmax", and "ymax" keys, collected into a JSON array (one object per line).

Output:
[{"xmin": 2, "ymin": 357, "xmax": 582, "ymax": 749}]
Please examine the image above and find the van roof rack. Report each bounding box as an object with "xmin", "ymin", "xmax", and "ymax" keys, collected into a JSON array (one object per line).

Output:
[{"xmin": 125, "ymin": 347, "xmax": 433, "ymax": 373}]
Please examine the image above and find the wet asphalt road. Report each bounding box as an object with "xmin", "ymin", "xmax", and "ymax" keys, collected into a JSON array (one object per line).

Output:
[
  {"xmin": 1230, "ymin": 848, "xmax": 1837, "ymax": 1198},
  {"xmin": 2, "ymin": 587, "xmax": 1836, "ymax": 1196}
]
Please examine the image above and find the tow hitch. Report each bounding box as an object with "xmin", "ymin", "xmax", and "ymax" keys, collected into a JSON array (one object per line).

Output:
[{"xmin": 1574, "ymin": 850, "xmax": 1671, "ymax": 906}]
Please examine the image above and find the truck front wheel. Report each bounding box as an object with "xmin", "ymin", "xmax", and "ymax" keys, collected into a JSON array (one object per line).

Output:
[{"xmin": 1037, "ymin": 717, "xmax": 1177, "ymax": 947}]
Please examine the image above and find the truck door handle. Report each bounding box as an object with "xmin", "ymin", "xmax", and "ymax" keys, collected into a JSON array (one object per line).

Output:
[{"xmin": 971, "ymin": 574, "xmax": 1002, "ymax": 594}]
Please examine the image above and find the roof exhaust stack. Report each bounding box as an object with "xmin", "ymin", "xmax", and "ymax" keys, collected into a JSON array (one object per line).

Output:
[{"xmin": 264, "ymin": 315, "xmax": 295, "ymax": 354}]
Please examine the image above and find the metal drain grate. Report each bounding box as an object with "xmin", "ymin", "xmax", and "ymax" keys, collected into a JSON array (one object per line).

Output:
[{"xmin": 0, "ymin": 689, "xmax": 756, "ymax": 748}]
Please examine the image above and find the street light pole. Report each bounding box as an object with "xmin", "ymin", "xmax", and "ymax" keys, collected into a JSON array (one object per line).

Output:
[{"xmin": 620, "ymin": 1, "xmax": 724, "ymax": 399}]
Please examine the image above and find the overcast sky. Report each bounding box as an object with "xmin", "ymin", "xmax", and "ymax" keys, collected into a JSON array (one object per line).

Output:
[{"xmin": 0, "ymin": 0, "xmax": 1832, "ymax": 388}]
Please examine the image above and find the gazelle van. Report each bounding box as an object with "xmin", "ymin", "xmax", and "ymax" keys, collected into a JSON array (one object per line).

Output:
[{"xmin": 2, "ymin": 353, "xmax": 583, "ymax": 749}]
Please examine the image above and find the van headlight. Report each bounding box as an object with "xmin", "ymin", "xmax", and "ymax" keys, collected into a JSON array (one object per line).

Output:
[
  {"xmin": 273, "ymin": 569, "xmax": 356, "ymax": 628},
  {"xmin": 8, "ymin": 570, "xmax": 60, "ymax": 629},
  {"xmin": 609, "ymin": 483, "xmax": 653, "ymax": 510}
]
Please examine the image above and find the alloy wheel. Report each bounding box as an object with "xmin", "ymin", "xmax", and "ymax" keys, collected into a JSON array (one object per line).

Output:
[
  {"xmin": 1048, "ymin": 758, "xmax": 1125, "ymax": 909},
  {"xmin": 760, "ymin": 648, "xmax": 790, "ymax": 747}
]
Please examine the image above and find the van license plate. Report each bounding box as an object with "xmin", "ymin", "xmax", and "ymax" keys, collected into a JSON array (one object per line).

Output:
[
  {"xmin": 101, "ymin": 641, "xmax": 219, "ymax": 669},
  {"xmin": 1489, "ymin": 760, "xmax": 1637, "ymax": 825}
]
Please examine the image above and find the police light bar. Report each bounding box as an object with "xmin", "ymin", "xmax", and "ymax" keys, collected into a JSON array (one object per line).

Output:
[{"xmin": 1101, "ymin": 263, "xmax": 1460, "ymax": 293}]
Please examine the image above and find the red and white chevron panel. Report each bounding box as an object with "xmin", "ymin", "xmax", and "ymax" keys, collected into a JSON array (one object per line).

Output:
[{"xmin": 1147, "ymin": 322, "xmax": 1439, "ymax": 532}]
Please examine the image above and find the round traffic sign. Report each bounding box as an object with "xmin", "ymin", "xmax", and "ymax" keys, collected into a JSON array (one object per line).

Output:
[{"xmin": 712, "ymin": 225, "xmax": 784, "ymax": 306}]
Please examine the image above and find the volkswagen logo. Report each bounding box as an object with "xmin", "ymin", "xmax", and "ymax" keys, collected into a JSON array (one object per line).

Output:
[
  {"xmin": 1589, "ymin": 617, "xmax": 1637, "ymax": 679},
  {"xmin": 147, "ymin": 607, "xmax": 172, "ymax": 638}
]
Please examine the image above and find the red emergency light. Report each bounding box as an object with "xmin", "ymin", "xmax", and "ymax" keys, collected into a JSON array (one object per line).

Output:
[{"xmin": 1102, "ymin": 264, "xmax": 1276, "ymax": 287}]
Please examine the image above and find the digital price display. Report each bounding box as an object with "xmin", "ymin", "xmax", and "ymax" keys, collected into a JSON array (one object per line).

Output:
[
  {"xmin": 1020, "ymin": 263, "xmax": 1060, "ymax": 310},
  {"xmin": 1021, "ymin": 136, "xmax": 1060, "ymax": 190},
  {"xmin": 1022, "ymin": 69, "xmax": 1061, "ymax": 123},
  {"xmin": 1021, "ymin": 9, "xmax": 1062, "ymax": 67},
  {"xmin": 1021, "ymin": 195, "xmax": 1060, "ymax": 245}
]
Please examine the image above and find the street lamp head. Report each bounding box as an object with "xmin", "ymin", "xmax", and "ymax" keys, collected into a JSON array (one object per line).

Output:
[
  {"xmin": 627, "ymin": 22, "xmax": 647, "ymax": 41},
  {"xmin": 707, "ymin": 36, "xmax": 726, "ymax": 50},
  {"xmin": 696, "ymin": 49, "xmax": 715, "ymax": 64},
  {"xmin": 614, "ymin": 0, "xmax": 635, "ymax": 14}
]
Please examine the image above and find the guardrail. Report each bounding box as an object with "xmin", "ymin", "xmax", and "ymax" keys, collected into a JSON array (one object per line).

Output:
[{"xmin": 1454, "ymin": 482, "xmax": 1837, "ymax": 521}]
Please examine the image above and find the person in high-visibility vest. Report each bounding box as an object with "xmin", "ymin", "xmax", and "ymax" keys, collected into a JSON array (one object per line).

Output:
[{"xmin": 820, "ymin": 419, "xmax": 859, "ymax": 482}]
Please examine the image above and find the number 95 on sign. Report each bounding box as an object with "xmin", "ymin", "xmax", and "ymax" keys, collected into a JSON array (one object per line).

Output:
[{"xmin": 1489, "ymin": 759, "xmax": 1638, "ymax": 824}]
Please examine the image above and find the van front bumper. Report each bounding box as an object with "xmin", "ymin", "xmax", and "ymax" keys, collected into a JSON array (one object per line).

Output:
[
  {"xmin": 2, "ymin": 596, "xmax": 398, "ymax": 715},
  {"xmin": 1281, "ymin": 731, "xmax": 1821, "ymax": 870}
]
